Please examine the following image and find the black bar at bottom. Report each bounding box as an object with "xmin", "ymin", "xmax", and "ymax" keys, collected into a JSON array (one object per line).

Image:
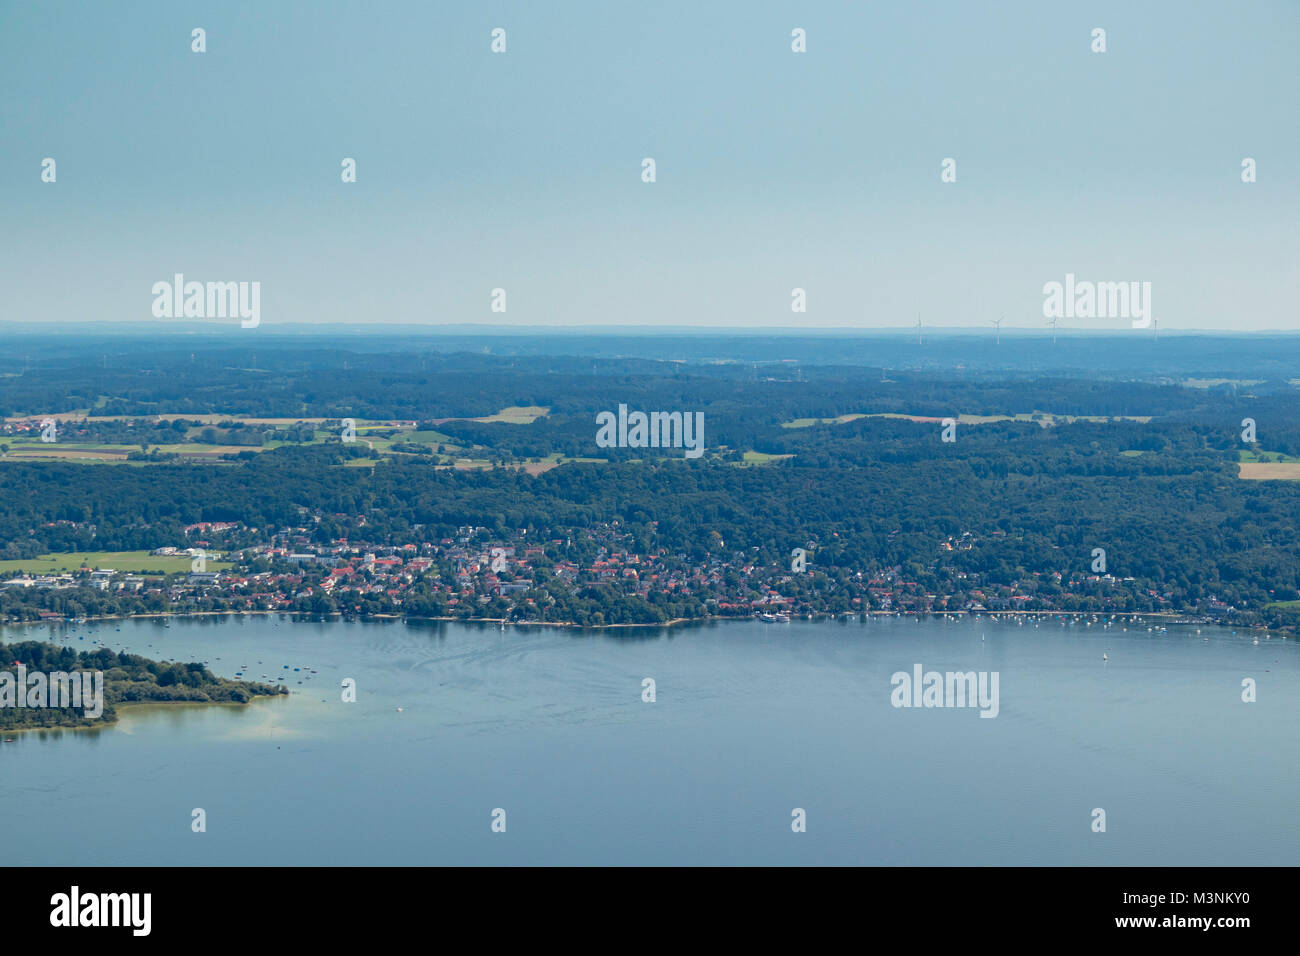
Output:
[{"xmin": 3, "ymin": 866, "xmax": 1278, "ymax": 942}]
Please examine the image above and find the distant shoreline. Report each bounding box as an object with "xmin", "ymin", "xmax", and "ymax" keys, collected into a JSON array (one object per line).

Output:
[
  {"xmin": 0, "ymin": 606, "xmax": 1266, "ymax": 635},
  {"xmin": 5, "ymin": 322, "xmax": 1300, "ymax": 336}
]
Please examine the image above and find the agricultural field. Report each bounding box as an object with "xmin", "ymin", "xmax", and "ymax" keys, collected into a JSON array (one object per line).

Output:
[
  {"xmin": 1184, "ymin": 378, "xmax": 1266, "ymax": 389},
  {"xmin": 1, "ymin": 444, "xmax": 131, "ymax": 461},
  {"xmin": 780, "ymin": 411, "xmax": 1151, "ymax": 428},
  {"xmin": 0, "ymin": 551, "xmax": 233, "ymax": 574},
  {"xmin": 1237, "ymin": 448, "xmax": 1300, "ymax": 479},
  {"xmin": 1239, "ymin": 462, "xmax": 1300, "ymax": 480},
  {"xmin": 0, "ymin": 409, "xmax": 542, "ymax": 465}
]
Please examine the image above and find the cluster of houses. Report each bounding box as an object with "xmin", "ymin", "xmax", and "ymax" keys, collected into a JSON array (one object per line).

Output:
[{"xmin": 0, "ymin": 515, "xmax": 1222, "ymax": 622}]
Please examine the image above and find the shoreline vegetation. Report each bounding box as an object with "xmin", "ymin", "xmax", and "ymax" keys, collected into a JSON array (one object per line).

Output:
[
  {"xmin": 0, "ymin": 697, "xmax": 283, "ymax": 737},
  {"xmin": 0, "ymin": 639, "xmax": 287, "ymax": 733},
  {"xmin": 0, "ymin": 605, "xmax": 1278, "ymax": 634}
]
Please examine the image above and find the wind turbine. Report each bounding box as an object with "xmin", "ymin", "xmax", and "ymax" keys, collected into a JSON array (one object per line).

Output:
[
  {"xmin": 916, "ymin": 313, "xmax": 923, "ymax": 345},
  {"xmin": 991, "ymin": 315, "xmax": 1003, "ymax": 345},
  {"xmin": 1152, "ymin": 317, "xmax": 1159, "ymax": 342},
  {"xmin": 1047, "ymin": 316, "xmax": 1059, "ymax": 345}
]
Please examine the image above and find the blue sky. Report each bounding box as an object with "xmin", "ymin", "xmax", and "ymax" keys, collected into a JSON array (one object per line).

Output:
[{"xmin": 2, "ymin": 0, "xmax": 1297, "ymax": 330}]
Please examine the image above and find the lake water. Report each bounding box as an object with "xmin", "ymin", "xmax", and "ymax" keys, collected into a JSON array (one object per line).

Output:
[{"xmin": 1, "ymin": 614, "xmax": 1295, "ymax": 865}]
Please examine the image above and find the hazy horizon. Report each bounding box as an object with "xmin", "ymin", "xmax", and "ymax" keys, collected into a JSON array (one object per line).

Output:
[
  {"xmin": 3, "ymin": 320, "xmax": 1299, "ymax": 336},
  {"xmin": 2, "ymin": 0, "xmax": 1297, "ymax": 332}
]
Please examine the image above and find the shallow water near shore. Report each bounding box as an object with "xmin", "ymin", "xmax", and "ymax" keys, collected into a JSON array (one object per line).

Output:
[{"xmin": 1, "ymin": 614, "xmax": 1295, "ymax": 865}]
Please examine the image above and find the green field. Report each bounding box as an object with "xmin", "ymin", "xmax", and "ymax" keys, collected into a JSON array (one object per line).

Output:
[
  {"xmin": 395, "ymin": 429, "xmax": 457, "ymax": 444},
  {"xmin": 739, "ymin": 451, "xmax": 795, "ymax": 465},
  {"xmin": 1185, "ymin": 379, "xmax": 1265, "ymax": 389},
  {"xmin": 781, "ymin": 414, "xmax": 870, "ymax": 428},
  {"xmin": 1239, "ymin": 449, "xmax": 1300, "ymax": 463},
  {"xmin": 467, "ymin": 405, "xmax": 549, "ymax": 424},
  {"xmin": 0, "ymin": 551, "xmax": 233, "ymax": 574}
]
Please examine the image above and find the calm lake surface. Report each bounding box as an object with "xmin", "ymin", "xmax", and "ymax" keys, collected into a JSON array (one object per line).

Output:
[{"xmin": 2, "ymin": 614, "xmax": 1296, "ymax": 865}]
